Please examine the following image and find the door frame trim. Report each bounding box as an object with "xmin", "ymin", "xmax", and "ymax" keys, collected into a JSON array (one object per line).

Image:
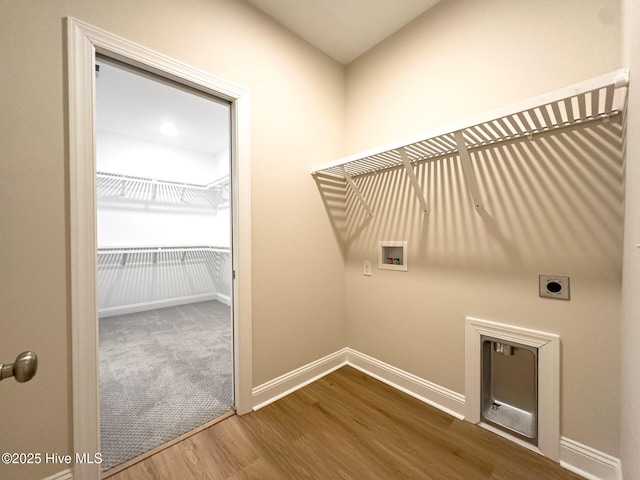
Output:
[{"xmin": 67, "ymin": 17, "xmax": 253, "ymax": 479}]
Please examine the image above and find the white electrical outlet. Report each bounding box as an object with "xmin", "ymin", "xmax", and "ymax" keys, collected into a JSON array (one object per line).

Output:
[{"xmin": 363, "ymin": 260, "xmax": 372, "ymax": 276}]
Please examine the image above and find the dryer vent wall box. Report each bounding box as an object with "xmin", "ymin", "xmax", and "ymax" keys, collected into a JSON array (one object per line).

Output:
[
  {"xmin": 379, "ymin": 241, "xmax": 407, "ymax": 271},
  {"xmin": 539, "ymin": 275, "xmax": 570, "ymax": 300}
]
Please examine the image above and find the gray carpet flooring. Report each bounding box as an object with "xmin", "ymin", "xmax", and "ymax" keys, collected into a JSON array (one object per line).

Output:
[{"xmin": 99, "ymin": 300, "xmax": 233, "ymax": 471}]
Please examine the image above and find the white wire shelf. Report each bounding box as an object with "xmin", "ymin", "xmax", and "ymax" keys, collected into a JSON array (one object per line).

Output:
[
  {"xmin": 311, "ymin": 69, "xmax": 629, "ymax": 215},
  {"xmin": 97, "ymin": 245, "xmax": 230, "ymax": 266},
  {"xmin": 98, "ymin": 245, "xmax": 230, "ymax": 254},
  {"xmin": 96, "ymin": 172, "xmax": 230, "ymax": 207}
]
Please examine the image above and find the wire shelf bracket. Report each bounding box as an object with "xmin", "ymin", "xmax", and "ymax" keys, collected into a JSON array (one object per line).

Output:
[
  {"xmin": 398, "ymin": 147, "xmax": 429, "ymax": 214},
  {"xmin": 453, "ymin": 130, "xmax": 484, "ymax": 212},
  {"xmin": 340, "ymin": 165, "xmax": 374, "ymax": 218}
]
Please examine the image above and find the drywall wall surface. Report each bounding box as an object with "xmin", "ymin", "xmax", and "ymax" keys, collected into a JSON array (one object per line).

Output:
[
  {"xmin": 620, "ymin": 1, "xmax": 640, "ymax": 478},
  {"xmin": 343, "ymin": 124, "xmax": 624, "ymax": 457},
  {"xmin": 0, "ymin": 1, "xmax": 345, "ymax": 478},
  {"xmin": 96, "ymin": 132, "xmax": 229, "ymax": 186},
  {"xmin": 97, "ymin": 207, "xmax": 226, "ymax": 247},
  {"xmin": 345, "ymin": 0, "xmax": 621, "ymax": 153},
  {"xmin": 342, "ymin": 0, "xmax": 623, "ymax": 457},
  {"xmin": 97, "ymin": 253, "xmax": 224, "ymax": 314}
]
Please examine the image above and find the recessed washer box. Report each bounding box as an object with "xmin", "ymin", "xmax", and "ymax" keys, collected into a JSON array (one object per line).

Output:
[
  {"xmin": 539, "ymin": 275, "xmax": 570, "ymax": 300},
  {"xmin": 379, "ymin": 241, "xmax": 407, "ymax": 271}
]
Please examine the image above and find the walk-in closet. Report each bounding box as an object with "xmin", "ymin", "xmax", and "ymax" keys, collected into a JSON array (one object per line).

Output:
[{"xmin": 95, "ymin": 58, "xmax": 234, "ymax": 472}]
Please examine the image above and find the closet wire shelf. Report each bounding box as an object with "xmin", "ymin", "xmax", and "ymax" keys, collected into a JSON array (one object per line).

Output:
[
  {"xmin": 97, "ymin": 172, "xmax": 230, "ymax": 207},
  {"xmin": 311, "ymin": 69, "xmax": 629, "ymax": 216},
  {"xmin": 98, "ymin": 246, "xmax": 230, "ymax": 266}
]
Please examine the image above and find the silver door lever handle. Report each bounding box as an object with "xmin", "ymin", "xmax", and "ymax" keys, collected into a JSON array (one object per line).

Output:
[{"xmin": 0, "ymin": 351, "xmax": 38, "ymax": 383}]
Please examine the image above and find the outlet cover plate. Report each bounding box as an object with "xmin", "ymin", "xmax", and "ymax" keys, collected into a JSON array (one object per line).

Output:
[
  {"xmin": 363, "ymin": 260, "xmax": 372, "ymax": 276},
  {"xmin": 539, "ymin": 275, "xmax": 570, "ymax": 300}
]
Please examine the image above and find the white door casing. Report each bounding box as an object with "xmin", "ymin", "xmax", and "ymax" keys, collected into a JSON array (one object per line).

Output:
[{"xmin": 67, "ymin": 17, "xmax": 252, "ymax": 480}]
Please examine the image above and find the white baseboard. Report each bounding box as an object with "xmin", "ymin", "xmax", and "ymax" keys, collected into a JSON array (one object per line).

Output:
[
  {"xmin": 98, "ymin": 293, "xmax": 218, "ymax": 317},
  {"xmin": 344, "ymin": 348, "xmax": 466, "ymax": 419},
  {"xmin": 216, "ymin": 292, "xmax": 231, "ymax": 306},
  {"xmin": 252, "ymin": 347, "xmax": 623, "ymax": 480},
  {"xmin": 41, "ymin": 469, "xmax": 73, "ymax": 480},
  {"xmin": 560, "ymin": 437, "xmax": 623, "ymax": 480},
  {"xmin": 251, "ymin": 347, "xmax": 464, "ymax": 418},
  {"xmin": 252, "ymin": 348, "xmax": 348, "ymax": 410}
]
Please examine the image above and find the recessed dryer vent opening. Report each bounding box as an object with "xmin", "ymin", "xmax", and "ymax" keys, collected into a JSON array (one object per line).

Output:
[
  {"xmin": 481, "ymin": 336, "xmax": 538, "ymax": 445},
  {"xmin": 465, "ymin": 317, "xmax": 560, "ymax": 461}
]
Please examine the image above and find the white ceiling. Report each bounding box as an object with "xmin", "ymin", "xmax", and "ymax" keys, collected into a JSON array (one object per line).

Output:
[
  {"xmin": 246, "ymin": 0, "xmax": 441, "ymax": 64},
  {"xmin": 95, "ymin": 59, "xmax": 231, "ymax": 184},
  {"xmin": 95, "ymin": 58, "xmax": 230, "ymax": 156}
]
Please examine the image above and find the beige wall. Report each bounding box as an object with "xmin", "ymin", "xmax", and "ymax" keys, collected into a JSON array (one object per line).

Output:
[
  {"xmin": 0, "ymin": 1, "xmax": 346, "ymax": 479},
  {"xmin": 342, "ymin": 0, "xmax": 623, "ymax": 457},
  {"xmin": 346, "ymin": 0, "xmax": 621, "ymax": 153},
  {"xmin": 0, "ymin": 0, "xmax": 630, "ymax": 478}
]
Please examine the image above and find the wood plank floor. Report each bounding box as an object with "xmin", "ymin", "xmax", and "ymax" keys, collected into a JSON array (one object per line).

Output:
[{"xmin": 108, "ymin": 366, "xmax": 583, "ymax": 480}]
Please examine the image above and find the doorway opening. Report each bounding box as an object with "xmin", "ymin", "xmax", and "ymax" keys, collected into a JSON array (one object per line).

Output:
[
  {"xmin": 68, "ymin": 18, "xmax": 253, "ymax": 479},
  {"xmin": 95, "ymin": 57, "xmax": 234, "ymax": 471}
]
